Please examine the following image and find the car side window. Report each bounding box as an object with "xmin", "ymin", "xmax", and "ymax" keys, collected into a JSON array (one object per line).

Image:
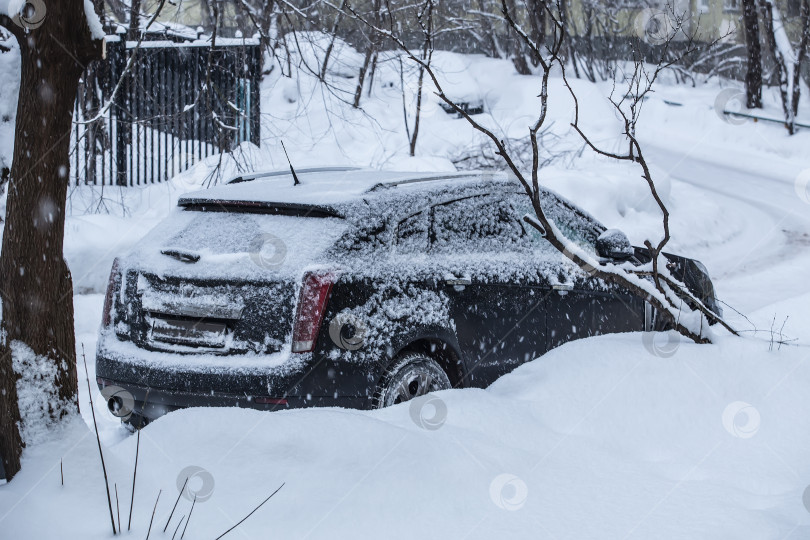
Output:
[
  {"xmin": 342, "ymin": 221, "xmax": 387, "ymax": 253},
  {"xmin": 431, "ymin": 196, "xmax": 526, "ymax": 252},
  {"xmin": 395, "ymin": 210, "xmax": 428, "ymax": 254},
  {"xmin": 510, "ymin": 192, "xmax": 603, "ymax": 255}
]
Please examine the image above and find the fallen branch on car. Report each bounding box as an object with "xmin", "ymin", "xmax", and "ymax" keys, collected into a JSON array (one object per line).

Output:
[{"xmin": 339, "ymin": 0, "xmax": 737, "ymax": 343}]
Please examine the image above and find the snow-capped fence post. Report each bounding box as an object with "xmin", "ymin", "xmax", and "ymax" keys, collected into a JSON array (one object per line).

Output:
[{"xmin": 107, "ymin": 36, "xmax": 129, "ymax": 187}]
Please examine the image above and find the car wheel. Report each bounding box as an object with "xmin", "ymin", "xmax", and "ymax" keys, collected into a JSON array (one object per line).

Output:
[
  {"xmin": 374, "ymin": 352, "xmax": 451, "ymax": 408},
  {"xmin": 122, "ymin": 413, "xmax": 150, "ymax": 431},
  {"xmin": 652, "ymin": 308, "xmax": 673, "ymax": 332}
]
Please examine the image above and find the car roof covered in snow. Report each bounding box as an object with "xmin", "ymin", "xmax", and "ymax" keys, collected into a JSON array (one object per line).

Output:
[{"xmin": 177, "ymin": 168, "xmax": 515, "ymax": 217}]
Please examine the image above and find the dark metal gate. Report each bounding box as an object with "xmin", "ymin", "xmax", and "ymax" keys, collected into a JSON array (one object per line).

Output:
[{"xmin": 72, "ymin": 36, "xmax": 262, "ymax": 186}]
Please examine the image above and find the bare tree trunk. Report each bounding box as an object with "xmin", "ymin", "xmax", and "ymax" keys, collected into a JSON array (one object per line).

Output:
[
  {"xmin": 743, "ymin": 0, "xmax": 763, "ymax": 108},
  {"xmin": 401, "ymin": 0, "xmax": 434, "ymax": 156},
  {"xmin": 475, "ymin": 0, "xmax": 503, "ymax": 58},
  {"xmin": 579, "ymin": 7, "xmax": 597, "ymax": 83},
  {"xmin": 504, "ymin": 0, "xmax": 532, "ymax": 74},
  {"xmin": 354, "ymin": 46, "xmax": 375, "ymax": 107},
  {"xmin": 409, "ymin": 64, "xmax": 425, "ymax": 156},
  {"xmin": 107, "ymin": 0, "xmax": 129, "ymax": 23},
  {"xmin": 792, "ymin": 0, "xmax": 810, "ymax": 120},
  {"xmin": 353, "ymin": 0, "xmax": 382, "ymax": 107},
  {"xmin": 200, "ymin": 0, "xmax": 218, "ymax": 33},
  {"xmin": 558, "ymin": 0, "xmax": 580, "ymax": 79},
  {"xmin": 279, "ymin": 16, "xmax": 294, "ymax": 77},
  {"xmin": 0, "ymin": 1, "xmax": 102, "ymax": 481},
  {"xmin": 526, "ymin": 0, "xmax": 546, "ymax": 67},
  {"xmin": 511, "ymin": 47, "xmax": 532, "ymax": 74},
  {"xmin": 320, "ymin": 0, "xmax": 347, "ymax": 80},
  {"xmin": 129, "ymin": 0, "xmax": 142, "ymax": 39},
  {"xmin": 760, "ymin": 0, "xmax": 794, "ymax": 133},
  {"xmin": 367, "ymin": 51, "xmax": 379, "ymax": 96},
  {"xmin": 236, "ymin": 0, "xmax": 278, "ymax": 54}
]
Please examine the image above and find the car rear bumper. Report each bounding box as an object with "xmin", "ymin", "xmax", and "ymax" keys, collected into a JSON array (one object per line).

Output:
[
  {"xmin": 95, "ymin": 336, "xmax": 371, "ymax": 422},
  {"xmin": 96, "ymin": 377, "xmax": 368, "ymax": 423}
]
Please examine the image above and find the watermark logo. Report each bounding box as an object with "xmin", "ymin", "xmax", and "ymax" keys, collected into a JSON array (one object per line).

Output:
[
  {"xmin": 721, "ymin": 401, "xmax": 760, "ymax": 439},
  {"xmin": 642, "ymin": 330, "xmax": 680, "ymax": 358},
  {"xmin": 12, "ymin": 0, "xmax": 46, "ymax": 30},
  {"xmin": 34, "ymin": 195, "xmax": 57, "ymax": 232},
  {"xmin": 328, "ymin": 309, "xmax": 367, "ymax": 351},
  {"xmin": 634, "ymin": 9, "xmax": 675, "ymax": 45},
  {"xmin": 408, "ymin": 393, "xmax": 447, "ymax": 431},
  {"xmin": 249, "ymin": 233, "xmax": 287, "ymax": 269},
  {"xmin": 480, "ymin": 170, "xmax": 519, "ymax": 184},
  {"xmin": 177, "ymin": 466, "xmax": 215, "ymax": 503},
  {"xmin": 562, "ymin": 245, "xmax": 599, "ymax": 276},
  {"xmin": 794, "ymin": 169, "xmax": 810, "ymax": 205},
  {"xmin": 714, "ymin": 88, "xmax": 748, "ymax": 125},
  {"xmin": 489, "ymin": 474, "xmax": 528, "ymax": 511},
  {"xmin": 99, "ymin": 385, "xmax": 135, "ymax": 421}
]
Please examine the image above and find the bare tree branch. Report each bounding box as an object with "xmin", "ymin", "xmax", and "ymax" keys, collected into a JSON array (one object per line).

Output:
[{"xmin": 341, "ymin": 0, "xmax": 736, "ymax": 343}]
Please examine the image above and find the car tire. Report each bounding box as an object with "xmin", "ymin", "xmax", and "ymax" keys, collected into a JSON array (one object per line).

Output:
[
  {"xmin": 374, "ymin": 352, "xmax": 452, "ymax": 408},
  {"xmin": 122, "ymin": 413, "xmax": 150, "ymax": 431},
  {"xmin": 652, "ymin": 308, "xmax": 673, "ymax": 332}
]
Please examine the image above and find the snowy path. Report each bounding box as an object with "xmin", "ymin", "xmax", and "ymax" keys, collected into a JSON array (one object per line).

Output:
[{"xmin": 646, "ymin": 144, "xmax": 810, "ymax": 317}]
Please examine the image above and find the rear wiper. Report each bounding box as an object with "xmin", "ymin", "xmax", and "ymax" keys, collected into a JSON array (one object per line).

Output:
[{"xmin": 160, "ymin": 249, "xmax": 201, "ymax": 263}]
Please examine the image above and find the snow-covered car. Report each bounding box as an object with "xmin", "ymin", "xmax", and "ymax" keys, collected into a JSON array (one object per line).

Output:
[{"xmin": 96, "ymin": 168, "xmax": 721, "ymax": 426}]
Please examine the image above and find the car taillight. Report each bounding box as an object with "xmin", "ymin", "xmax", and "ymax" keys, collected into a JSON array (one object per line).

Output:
[
  {"xmin": 291, "ymin": 271, "xmax": 335, "ymax": 353},
  {"xmin": 254, "ymin": 397, "xmax": 288, "ymax": 405},
  {"xmin": 101, "ymin": 258, "xmax": 121, "ymax": 328}
]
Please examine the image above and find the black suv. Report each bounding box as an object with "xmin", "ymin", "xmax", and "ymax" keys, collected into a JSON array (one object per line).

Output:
[{"xmin": 96, "ymin": 168, "xmax": 720, "ymax": 425}]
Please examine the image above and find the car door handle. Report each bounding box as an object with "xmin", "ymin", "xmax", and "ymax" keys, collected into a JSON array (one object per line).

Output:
[{"xmin": 552, "ymin": 284, "xmax": 574, "ymax": 292}]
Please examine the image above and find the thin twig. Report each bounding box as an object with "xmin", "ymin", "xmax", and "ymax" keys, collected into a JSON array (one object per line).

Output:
[
  {"xmin": 115, "ymin": 483, "xmax": 121, "ymax": 533},
  {"xmin": 181, "ymin": 495, "xmax": 196, "ymax": 539},
  {"xmin": 164, "ymin": 477, "xmax": 188, "ymax": 532},
  {"xmin": 60, "ymin": 459, "xmax": 63, "ymax": 486},
  {"xmin": 214, "ymin": 483, "xmax": 285, "ymax": 540},
  {"xmin": 146, "ymin": 490, "xmax": 162, "ymax": 540},
  {"xmin": 82, "ymin": 345, "xmax": 117, "ymax": 535},
  {"xmin": 128, "ymin": 428, "xmax": 140, "ymax": 530},
  {"xmin": 172, "ymin": 516, "xmax": 185, "ymax": 540},
  {"xmin": 778, "ymin": 316, "xmax": 789, "ymax": 351}
]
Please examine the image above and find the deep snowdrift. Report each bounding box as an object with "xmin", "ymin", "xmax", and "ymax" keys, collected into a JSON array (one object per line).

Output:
[{"xmin": 3, "ymin": 299, "xmax": 810, "ymax": 538}]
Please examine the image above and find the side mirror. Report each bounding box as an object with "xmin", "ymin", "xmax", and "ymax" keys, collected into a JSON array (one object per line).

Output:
[{"xmin": 595, "ymin": 229, "xmax": 634, "ymax": 260}]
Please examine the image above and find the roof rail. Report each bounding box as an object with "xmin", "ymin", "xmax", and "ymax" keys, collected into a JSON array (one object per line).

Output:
[
  {"xmin": 366, "ymin": 172, "xmax": 490, "ymax": 192},
  {"xmin": 227, "ymin": 166, "xmax": 362, "ymax": 185}
]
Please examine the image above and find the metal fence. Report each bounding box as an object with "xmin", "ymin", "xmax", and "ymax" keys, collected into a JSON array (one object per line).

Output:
[{"xmin": 72, "ymin": 36, "xmax": 262, "ymax": 186}]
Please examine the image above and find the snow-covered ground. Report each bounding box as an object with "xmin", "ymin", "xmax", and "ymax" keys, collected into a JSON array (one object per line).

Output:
[{"xmin": 2, "ymin": 43, "xmax": 810, "ymax": 538}]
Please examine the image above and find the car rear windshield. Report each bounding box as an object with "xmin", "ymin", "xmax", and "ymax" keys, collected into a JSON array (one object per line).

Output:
[{"xmin": 129, "ymin": 209, "xmax": 348, "ymax": 279}]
